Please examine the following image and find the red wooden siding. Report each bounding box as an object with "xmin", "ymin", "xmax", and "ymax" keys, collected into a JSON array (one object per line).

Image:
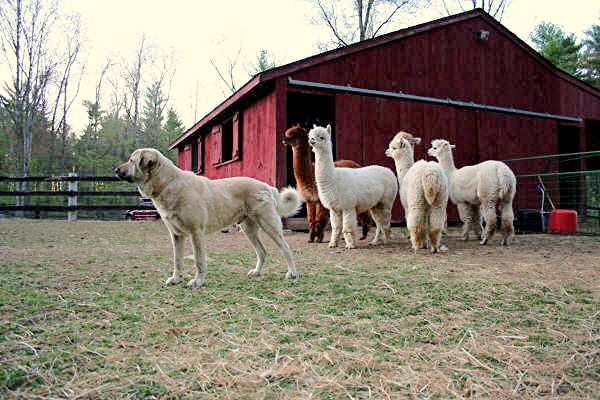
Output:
[
  {"xmin": 291, "ymin": 18, "xmax": 594, "ymax": 120},
  {"xmin": 195, "ymin": 91, "xmax": 278, "ymax": 185}
]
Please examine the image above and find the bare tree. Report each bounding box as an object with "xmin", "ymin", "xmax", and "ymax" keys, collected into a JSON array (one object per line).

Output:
[
  {"xmin": 84, "ymin": 59, "xmax": 111, "ymax": 135},
  {"xmin": 122, "ymin": 34, "xmax": 147, "ymax": 146},
  {"xmin": 310, "ymin": 0, "xmax": 430, "ymax": 49},
  {"xmin": 47, "ymin": 13, "xmax": 85, "ymax": 171},
  {"xmin": 0, "ymin": 0, "xmax": 58, "ymax": 210},
  {"xmin": 210, "ymin": 40, "xmax": 244, "ymax": 95},
  {"xmin": 438, "ymin": 0, "xmax": 510, "ymax": 20}
]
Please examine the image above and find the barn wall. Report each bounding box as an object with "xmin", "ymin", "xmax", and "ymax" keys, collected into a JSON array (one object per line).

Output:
[
  {"xmin": 184, "ymin": 91, "xmax": 279, "ymax": 185},
  {"xmin": 292, "ymin": 18, "xmax": 599, "ymax": 120}
]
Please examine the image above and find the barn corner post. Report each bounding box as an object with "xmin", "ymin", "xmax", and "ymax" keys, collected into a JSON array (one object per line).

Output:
[
  {"xmin": 274, "ymin": 78, "xmax": 289, "ymax": 189},
  {"xmin": 67, "ymin": 172, "xmax": 77, "ymax": 221}
]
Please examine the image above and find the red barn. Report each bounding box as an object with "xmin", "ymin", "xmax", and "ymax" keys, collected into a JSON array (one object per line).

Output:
[{"xmin": 169, "ymin": 9, "xmax": 600, "ymax": 223}]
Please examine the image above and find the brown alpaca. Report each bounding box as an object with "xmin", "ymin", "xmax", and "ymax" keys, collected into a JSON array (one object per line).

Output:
[{"xmin": 282, "ymin": 124, "xmax": 373, "ymax": 242}]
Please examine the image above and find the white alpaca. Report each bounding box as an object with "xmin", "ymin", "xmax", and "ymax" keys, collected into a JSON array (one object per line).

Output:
[
  {"xmin": 308, "ymin": 124, "xmax": 398, "ymax": 249},
  {"xmin": 386, "ymin": 133, "xmax": 449, "ymax": 253},
  {"xmin": 427, "ymin": 139, "xmax": 516, "ymax": 245}
]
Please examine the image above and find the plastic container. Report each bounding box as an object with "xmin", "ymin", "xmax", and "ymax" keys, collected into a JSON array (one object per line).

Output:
[
  {"xmin": 547, "ymin": 209, "xmax": 578, "ymax": 234},
  {"xmin": 516, "ymin": 209, "xmax": 544, "ymax": 233}
]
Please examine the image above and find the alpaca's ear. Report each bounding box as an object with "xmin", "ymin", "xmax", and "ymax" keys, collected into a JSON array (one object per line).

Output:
[
  {"xmin": 450, "ymin": 144, "xmax": 456, "ymax": 149},
  {"xmin": 326, "ymin": 124, "xmax": 331, "ymax": 134},
  {"xmin": 313, "ymin": 124, "xmax": 317, "ymax": 129},
  {"xmin": 409, "ymin": 137, "xmax": 422, "ymax": 145}
]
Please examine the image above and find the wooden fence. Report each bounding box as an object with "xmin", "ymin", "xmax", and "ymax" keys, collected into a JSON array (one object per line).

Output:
[{"xmin": 0, "ymin": 175, "xmax": 150, "ymax": 220}]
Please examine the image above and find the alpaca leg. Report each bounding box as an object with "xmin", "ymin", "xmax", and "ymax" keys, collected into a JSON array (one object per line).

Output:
[
  {"xmin": 328, "ymin": 210, "xmax": 342, "ymax": 248},
  {"xmin": 428, "ymin": 206, "xmax": 446, "ymax": 253},
  {"xmin": 380, "ymin": 207, "xmax": 393, "ymax": 243},
  {"xmin": 341, "ymin": 208, "xmax": 358, "ymax": 249},
  {"xmin": 457, "ymin": 203, "xmax": 472, "ymax": 241},
  {"xmin": 422, "ymin": 211, "xmax": 430, "ymax": 249},
  {"xmin": 357, "ymin": 211, "xmax": 371, "ymax": 240},
  {"xmin": 472, "ymin": 205, "xmax": 483, "ymax": 240},
  {"xmin": 406, "ymin": 208, "xmax": 424, "ymax": 252},
  {"xmin": 360, "ymin": 218, "xmax": 370, "ymax": 240},
  {"xmin": 369, "ymin": 209, "xmax": 383, "ymax": 245},
  {"xmin": 369, "ymin": 207, "xmax": 391, "ymax": 245},
  {"xmin": 499, "ymin": 201, "xmax": 514, "ymax": 246},
  {"xmin": 314, "ymin": 201, "xmax": 329, "ymax": 243},
  {"xmin": 307, "ymin": 201, "xmax": 316, "ymax": 243},
  {"xmin": 480, "ymin": 200, "xmax": 498, "ymax": 245}
]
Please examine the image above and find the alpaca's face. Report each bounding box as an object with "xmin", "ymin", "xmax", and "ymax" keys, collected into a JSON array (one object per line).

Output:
[
  {"xmin": 385, "ymin": 136, "xmax": 412, "ymax": 160},
  {"xmin": 308, "ymin": 125, "xmax": 331, "ymax": 152},
  {"xmin": 428, "ymin": 139, "xmax": 454, "ymax": 159},
  {"xmin": 282, "ymin": 125, "xmax": 308, "ymax": 147}
]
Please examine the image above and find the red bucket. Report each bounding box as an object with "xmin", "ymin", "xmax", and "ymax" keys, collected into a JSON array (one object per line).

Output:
[{"xmin": 547, "ymin": 209, "xmax": 578, "ymax": 234}]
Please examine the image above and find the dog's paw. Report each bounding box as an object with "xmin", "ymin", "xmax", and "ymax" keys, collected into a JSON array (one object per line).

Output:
[
  {"xmin": 328, "ymin": 241, "xmax": 337, "ymax": 248},
  {"xmin": 247, "ymin": 268, "xmax": 261, "ymax": 277},
  {"xmin": 286, "ymin": 271, "xmax": 297, "ymax": 280},
  {"xmin": 187, "ymin": 278, "xmax": 205, "ymax": 287},
  {"xmin": 165, "ymin": 276, "xmax": 182, "ymax": 285}
]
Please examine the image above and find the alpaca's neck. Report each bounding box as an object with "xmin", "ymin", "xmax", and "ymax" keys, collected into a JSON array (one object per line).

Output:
[
  {"xmin": 393, "ymin": 155, "xmax": 414, "ymax": 183},
  {"xmin": 313, "ymin": 145, "xmax": 336, "ymax": 186},
  {"xmin": 291, "ymin": 143, "xmax": 315, "ymax": 186},
  {"xmin": 438, "ymin": 151, "xmax": 457, "ymax": 178}
]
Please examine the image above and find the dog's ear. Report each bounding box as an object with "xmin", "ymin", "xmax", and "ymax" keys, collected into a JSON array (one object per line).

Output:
[{"xmin": 139, "ymin": 150, "xmax": 157, "ymax": 172}]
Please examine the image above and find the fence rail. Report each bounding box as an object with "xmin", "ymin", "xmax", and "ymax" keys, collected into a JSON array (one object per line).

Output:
[{"xmin": 0, "ymin": 174, "xmax": 145, "ymax": 220}]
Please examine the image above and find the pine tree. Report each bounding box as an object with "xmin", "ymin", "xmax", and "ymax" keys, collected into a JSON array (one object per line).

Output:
[{"xmin": 530, "ymin": 22, "xmax": 582, "ymax": 76}]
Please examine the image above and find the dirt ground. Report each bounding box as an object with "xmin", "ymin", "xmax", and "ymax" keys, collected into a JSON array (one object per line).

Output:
[
  {"xmin": 224, "ymin": 223, "xmax": 600, "ymax": 297},
  {"xmin": 2, "ymin": 220, "xmax": 599, "ymax": 295}
]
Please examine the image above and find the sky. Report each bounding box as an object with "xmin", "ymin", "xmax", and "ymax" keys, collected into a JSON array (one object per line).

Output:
[{"xmin": 51, "ymin": 0, "xmax": 600, "ymax": 133}]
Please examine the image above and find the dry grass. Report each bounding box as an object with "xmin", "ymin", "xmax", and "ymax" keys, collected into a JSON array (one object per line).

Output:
[{"xmin": 0, "ymin": 219, "xmax": 598, "ymax": 399}]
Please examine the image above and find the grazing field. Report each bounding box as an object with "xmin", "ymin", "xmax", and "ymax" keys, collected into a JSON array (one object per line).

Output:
[{"xmin": 1, "ymin": 219, "xmax": 598, "ymax": 399}]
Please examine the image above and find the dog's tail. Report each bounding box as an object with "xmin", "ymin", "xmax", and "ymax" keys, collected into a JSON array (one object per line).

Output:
[{"xmin": 273, "ymin": 187, "xmax": 303, "ymax": 217}]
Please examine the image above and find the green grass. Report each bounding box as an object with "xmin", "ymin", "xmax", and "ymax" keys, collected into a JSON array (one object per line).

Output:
[{"xmin": 0, "ymin": 219, "xmax": 598, "ymax": 398}]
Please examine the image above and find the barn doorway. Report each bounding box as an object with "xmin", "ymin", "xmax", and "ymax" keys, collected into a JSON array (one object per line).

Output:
[
  {"xmin": 285, "ymin": 92, "xmax": 335, "ymax": 218},
  {"xmin": 585, "ymin": 119, "xmax": 600, "ymax": 171},
  {"xmin": 557, "ymin": 124, "xmax": 583, "ymax": 210}
]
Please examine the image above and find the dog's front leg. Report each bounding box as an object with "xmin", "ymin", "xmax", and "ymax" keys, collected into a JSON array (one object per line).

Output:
[
  {"xmin": 166, "ymin": 232, "xmax": 186, "ymax": 285},
  {"xmin": 188, "ymin": 230, "xmax": 207, "ymax": 287}
]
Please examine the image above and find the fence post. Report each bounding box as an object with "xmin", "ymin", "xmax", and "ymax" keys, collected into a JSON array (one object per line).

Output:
[{"xmin": 68, "ymin": 172, "xmax": 77, "ymax": 221}]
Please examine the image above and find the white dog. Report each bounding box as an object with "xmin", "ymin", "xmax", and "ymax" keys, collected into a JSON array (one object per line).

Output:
[{"xmin": 115, "ymin": 148, "xmax": 302, "ymax": 287}]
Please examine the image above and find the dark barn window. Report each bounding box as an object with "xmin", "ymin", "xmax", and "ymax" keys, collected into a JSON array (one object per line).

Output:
[
  {"xmin": 191, "ymin": 140, "xmax": 198, "ymax": 172},
  {"xmin": 221, "ymin": 117, "xmax": 234, "ymax": 162}
]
